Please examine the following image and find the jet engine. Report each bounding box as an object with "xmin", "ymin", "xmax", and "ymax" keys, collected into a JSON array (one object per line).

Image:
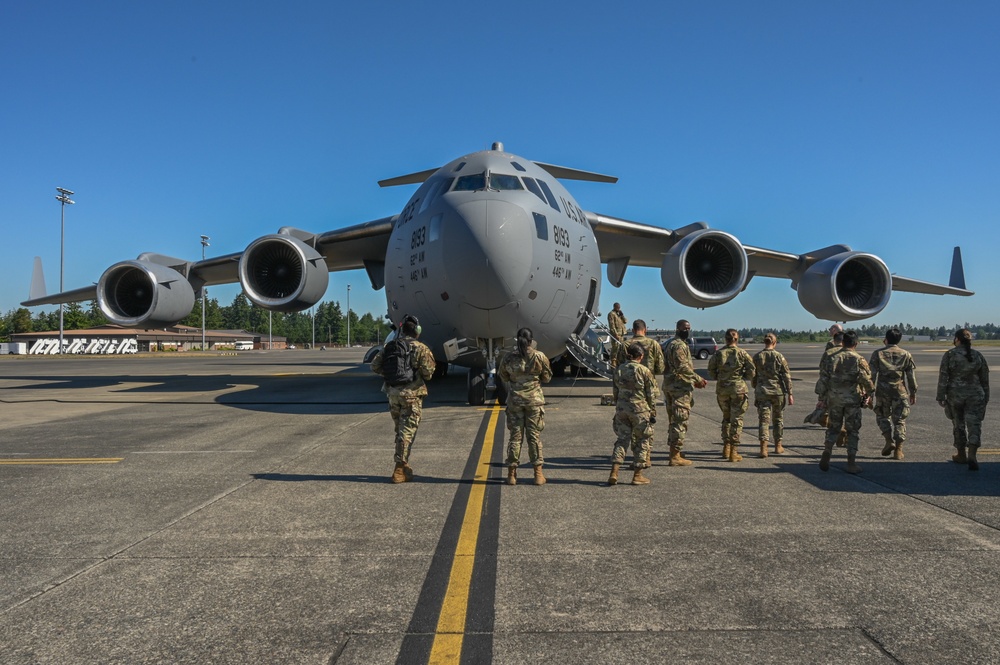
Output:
[
  {"xmin": 239, "ymin": 234, "xmax": 329, "ymax": 311},
  {"xmin": 661, "ymin": 229, "xmax": 748, "ymax": 307},
  {"xmin": 97, "ymin": 260, "xmax": 196, "ymax": 328},
  {"xmin": 796, "ymin": 252, "xmax": 892, "ymax": 321}
]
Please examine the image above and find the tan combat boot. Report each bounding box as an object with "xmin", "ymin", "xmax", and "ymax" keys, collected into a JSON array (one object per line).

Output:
[
  {"xmin": 893, "ymin": 443, "xmax": 904, "ymax": 461},
  {"xmin": 669, "ymin": 448, "xmax": 693, "ymax": 466},
  {"xmin": 846, "ymin": 451, "xmax": 862, "ymax": 474},
  {"xmin": 881, "ymin": 433, "xmax": 895, "ymax": 457},
  {"xmin": 631, "ymin": 468, "xmax": 650, "ymax": 485},
  {"xmin": 819, "ymin": 441, "xmax": 834, "ymax": 472},
  {"xmin": 722, "ymin": 443, "xmax": 732, "ymax": 460},
  {"xmin": 774, "ymin": 440, "xmax": 785, "ymax": 455},
  {"xmin": 759, "ymin": 441, "xmax": 768, "ymax": 458},
  {"xmin": 506, "ymin": 466, "xmax": 517, "ymax": 485},
  {"xmin": 533, "ymin": 465, "xmax": 546, "ymax": 485},
  {"xmin": 968, "ymin": 446, "xmax": 979, "ymax": 471},
  {"xmin": 403, "ymin": 463, "xmax": 414, "ymax": 481},
  {"xmin": 953, "ymin": 445, "xmax": 968, "ymax": 464},
  {"xmin": 391, "ymin": 463, "xmax": 407, "ymax": 484},
  {"xmin": 729, "ymin": 443, "xmax": 743, "ymax": 463},
  {"xmin": 608, "ymin": 463, "xmax": 620, "ymax": 486}
]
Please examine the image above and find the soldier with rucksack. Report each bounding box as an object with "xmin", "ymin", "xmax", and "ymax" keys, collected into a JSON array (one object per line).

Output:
[{"xmin": 371, "ymin": 315, "xmax": 436, "ymax": 483}]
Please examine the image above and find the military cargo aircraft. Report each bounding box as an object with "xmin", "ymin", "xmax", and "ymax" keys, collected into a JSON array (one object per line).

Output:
[{"xmin": 23, "ymin": 142, "xmax": 971, "ymax": 405}]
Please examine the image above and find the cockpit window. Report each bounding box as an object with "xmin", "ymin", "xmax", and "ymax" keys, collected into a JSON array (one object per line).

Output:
[
  {"xmin": 454, "ymin": 173, "xmax": 486, "ymax": 191},
  {"xmin": 490, "ymin": 174, "xmax": 523, "ymax": 191},
  {"xmin": 537, "ymin": 180, "xmax": 561, "ymax": 212},
  {"xmin": 522, "ymin": 177, "xmax": 547, "ymax": 204},
  {"xmin": 453, "ymin": 161, "xmax": 466, "ymax": 172},
  {"xmin": 511, "ymin": 161, "xmax": 526, "ymax": 172}
]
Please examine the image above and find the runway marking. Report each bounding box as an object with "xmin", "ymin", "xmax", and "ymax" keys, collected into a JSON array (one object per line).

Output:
[
  {"xmin": 428, "ymin": 405, "xmax": 501, "ymax": 664},
  {"xmin": 0, "ymin": 458, "xmax": 123, "ymax": 465}
]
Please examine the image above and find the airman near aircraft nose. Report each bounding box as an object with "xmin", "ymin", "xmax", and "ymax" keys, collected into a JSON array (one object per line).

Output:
[
  {"xmin": 662, "ymin": 319, "xmax": 708, "ymax": 466},
  {"xmin": 498, "ymin": 327, "xmax": 553, "ymax": 486},
  {"xmin": 615, "ymin": 319, "xmax": 665, "ymax": 390},
  {"xmin": 815, "ymin": 330, "xmax": 874, "ymax": 474},
  {"xmin": 607, "ymin": 303, "xmax": 628, "ymax": 368},
  {"xmin": 708, "ymin": 329, "xmax": 756, "ymax": 462},
  {"xmin": 752, "ymin": 333, "xmax": 793, "ymax": 457},
  {"xmin": 610, "ymin": 343, "xmax": 657, "ymax": 486},
  {"xmin": 870, "ymin": 327, "xmax": 917, "ymax": 460},
  {"xmin": 371, "ymin": 315, "xmax": 436, "ymax": 483},
  {"xmin": 937, "ymin": 328, "xmax": 990, "ymax": 471}
]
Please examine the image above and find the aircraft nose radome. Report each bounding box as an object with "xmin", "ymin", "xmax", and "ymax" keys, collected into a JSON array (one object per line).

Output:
[{"xmin": 445, "ymin": 199, "xmax": 532, "ymax": 309}]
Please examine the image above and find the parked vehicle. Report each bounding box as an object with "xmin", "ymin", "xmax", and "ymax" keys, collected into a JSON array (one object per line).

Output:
[
  {"xmin": 0, "ymin": 342, "xmax": 27, "ymax": 355},
  {"xmin": 660, "ymin": 336, "xmax": 719, "ymax": 360}
]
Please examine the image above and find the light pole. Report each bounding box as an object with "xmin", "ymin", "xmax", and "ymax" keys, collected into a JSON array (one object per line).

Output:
[
  {"xmin": 55, "ymin": 188, "xmax": 75, "ymax": 354},
  {"xmin": 347, "ymin": 284, "xmax": 351, "ymax": 347},
  {"xmin": 200, "ymin": 235, "xmax": 210, "ymax": 350}
]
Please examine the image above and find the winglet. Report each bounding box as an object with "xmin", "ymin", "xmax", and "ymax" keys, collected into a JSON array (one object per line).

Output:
[
  {"xmin": 29, "ymin": 256, "xmax": 47, "ymax": 301},
  {"xmin": 949, "ymin": 247, "xmax": 966, "ymax": 290}
]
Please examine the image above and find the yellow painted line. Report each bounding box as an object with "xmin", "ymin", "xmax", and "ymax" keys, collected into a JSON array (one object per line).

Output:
[
  {"xmin": 428, "ymin": 405, "xmax": 501, "ymax": 664},
  {"xmin": 0, "ymin": 458, "xmax": 123, "ymax": 465}
]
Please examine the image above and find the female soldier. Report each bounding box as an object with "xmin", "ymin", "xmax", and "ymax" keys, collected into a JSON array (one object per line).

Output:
[
  {"xmin": 609, "ymin": 342, "xmax": 657, "ymax": 486},
  {"xmin": 498, "ymin": 327, "xmax": 553, "ymax": 485},
  {"xmin": 937, "ymin": 329, "xmax": 990, "ymax": 470}
]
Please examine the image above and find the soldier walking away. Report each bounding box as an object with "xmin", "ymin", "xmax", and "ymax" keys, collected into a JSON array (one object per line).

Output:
[
  {"xmin": 870, "ymin": 327, "xmax": 917, "ymax": 460},
  {"xmin": 752, "ymin": 333, "xmax": 794, "ymax": 458},
  {"xmin": 662, "ymin": 319, "xmax": 708, "ymax": 467},
  {"xmin": 937, "ymin": 328, "xmax": 990, "ymax": 471},
  {"xmin": 498, "ymin": 327, "xmax": 553, "ymax": 485},
  {"xmin": 809, "ymin": 330, "xmax": 847, "ymax": 448},
  {"xmin": 607, "ymin": 302, "xmax": 628, "ymax": 368},
  {"xmin": 371, "ymin": 315, "xmax": 436, "ymax": 483},
  {"xmin": 708, "ymin": 329, "xmax": 756, "ymax": 462},
  {"xmin": 609, "ymin": 343, "xmax": 657, "ymax": 486},
  {"xmin": 814, "ymin": 330, "xmax": 874, "ymax": 474}
]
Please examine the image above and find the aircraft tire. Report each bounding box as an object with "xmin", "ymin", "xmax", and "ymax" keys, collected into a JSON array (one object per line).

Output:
[
  {"xmin": 467, "ymin": 369, "xmax": 486, "ymax": 406},
  {"xmin": 495, "ymin": 376, "xmax": 509, "ymax": 406},
  {"xmin": 433, "ymin": 361, "xmax": 449, "ymax": 380}
]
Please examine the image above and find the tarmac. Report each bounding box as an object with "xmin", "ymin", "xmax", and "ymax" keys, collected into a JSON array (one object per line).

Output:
[{"xmin": 0, "ymin": 342, "xmax": 997, "ymax": 664}]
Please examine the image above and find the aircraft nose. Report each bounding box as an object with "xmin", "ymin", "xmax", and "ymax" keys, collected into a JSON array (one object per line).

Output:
[{"xmin": 444, "ymin": 199, "xmax": 532, "ymax": 309}]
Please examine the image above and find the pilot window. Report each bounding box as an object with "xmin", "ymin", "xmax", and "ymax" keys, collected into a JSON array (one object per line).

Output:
[
  {"xmin": 537, "ymin": 180, "xmax": 561, "ymax": 212},
  {"xmin": 490, "ymin": 174, "xmax": 523, "ymax": 190},
  {"xmin": 511, "ymin": 161, "xmax": 527, "ymax": 172},
  {"xmin": 533, "ymin": 212, "xmax": 548, "ymax": 240},
  {"xmin": 453, "ymin": 161, "xmax": 466, "ymax": 172},
  {"xmin": 522, "ymin": 177, "xmax": 547, "ymax": 204},
  {"xmin": 418, "ymin": 180, "xmax": 443, "ymax": 214},
  {"xmin": 454, "ymin": 173, "xmax": 486, "ymax": 191}
]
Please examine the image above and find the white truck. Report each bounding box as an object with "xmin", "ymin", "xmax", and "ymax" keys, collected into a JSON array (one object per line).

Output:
[{"xmin": 0, "ymin": 342, "xmax": 27, "ymax": 355}]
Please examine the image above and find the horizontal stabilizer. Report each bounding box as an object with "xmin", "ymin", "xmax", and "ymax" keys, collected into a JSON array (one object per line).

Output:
[{"xmin": 534, "ymin": 162, "xmax": 618, "ymax": 183}]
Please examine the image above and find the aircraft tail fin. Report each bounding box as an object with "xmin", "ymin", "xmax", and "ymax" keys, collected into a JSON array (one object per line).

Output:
[
  {"xmin": 949, "ymin": 246, "xmax": 966, "ymax": 290},
  {"xmin": 29, "ymin": 257, "xmax": 47, "ymax": 301}
]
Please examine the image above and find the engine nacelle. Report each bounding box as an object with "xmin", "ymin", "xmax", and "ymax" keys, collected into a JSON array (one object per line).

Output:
[
  {"xmin": 97, "ymin": 261, "xmax": 196, "ymax": 328},
  {"xmin": 239, "ymin": 234, "xmax": 329, "ymax": 312},
  {"xmin": 661, "ymin": 229, "xmax": 748, "ymax": 307},
  {"xmin": 797, "ymin": 252, "xmax": 892, "ymax": 321}
]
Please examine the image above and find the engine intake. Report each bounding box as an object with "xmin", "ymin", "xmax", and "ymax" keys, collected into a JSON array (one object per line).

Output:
[
  {"xmin": 661, "ymin": 229, "xmax": 748, "ymax": 307},
  {"xmin": 239, "ymin": 234, "xmax": 329, "ymax": 311},
  {"xmin": 97, "ymin": 261, "xmax": 195, "ymax": 328},
  {"xmin": 797, "ymin": 252, "xmax": 892, "ymax": 321}
]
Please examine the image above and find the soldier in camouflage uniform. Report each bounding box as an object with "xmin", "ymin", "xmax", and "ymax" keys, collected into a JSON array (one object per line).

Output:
[
  {"xmin": 869, "ymin": 327, "xmax": 917, "ymax": 460},
  {"xmin": 752, "ymin": 333, "xmax": 794, "ymax": 458},
  {"xmin": 811, "ymin": 331, "xmax": 847, "ymax": 447},
  {"xmin": 814, "ymin": 330, "xmax": 874, "ymax": 474},
  {"xmin": 708, "ymin": 329, "xmax": 756, "ymax": 462},
  {"xmin": 607, "ymin": 303, "xmax": 628, "ymax": 368},
  {"xmin": 498, "ymin": 327, "xmax": 553, "ymax": 486},
  {"xmin": 662, "ymin": 319, "xmax": 708, "ymax": 467},
  {"xmin": 609, "ymin": 342, "xmax": 657, "ymax": 486},
  {"xmin": 937, "ymin": 328, "xmax": 990, "ymax": 471},
  {"xmin": 370, "ymin": 315, "xmax": 436, "ymax": 483},
  {"xmin": 614, "ymin": 319, "xmax": 664, "ymax": 380}
]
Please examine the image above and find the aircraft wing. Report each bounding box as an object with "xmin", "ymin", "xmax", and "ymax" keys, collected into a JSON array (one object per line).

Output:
[{"xmin": 587, "ymin": 211, "xmax": 972, "ymax": 320}]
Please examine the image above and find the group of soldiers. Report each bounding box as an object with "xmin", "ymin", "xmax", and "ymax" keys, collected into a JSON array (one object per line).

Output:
[{"xmin": 369, "ymin": 308, "xmax": 989, "ymax": 486}]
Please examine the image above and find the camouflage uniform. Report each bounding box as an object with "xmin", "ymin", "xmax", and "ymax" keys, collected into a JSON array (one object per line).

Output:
[
  {"xmin": 815, "ymin": 348, "xmax": 874, "ymax": 454},
  {"xmin": 753, "ymin": 348, "xmax": 792, "ymax": 445},
  {"xmin": 662, "ymin": 338, "xmax": 701, "ymax": 453},
  {"xmin": 869, "ymin": 344, "xmax": 917, "ymax": 446},
  {"xmin": 371, "ymin": 337, "xmax": 436, "ymax": 465},
  {"xmin": 607, "ymin": 310, "xmax": 628, "ymax": 367},
  {"xmin": 498, "ymin": 347, "xmax": 553, "ymax": 468},
  {"xmin": 936, "ymin": 346, "xmax": 990, "ymax": 453},
  {"xmin": 615, "ymin": 335, "xmax": 664, "ymax": 397},
  {"xmin": 612, "ymin": 360, "xmax": 657, "ymax": 467},
  {"xmin": 708, "ymin": 345, "xmax": 756, "ymax": 447}
]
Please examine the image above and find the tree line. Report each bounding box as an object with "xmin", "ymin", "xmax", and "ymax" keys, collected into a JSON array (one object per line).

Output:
[{"xmin": 0, "ymin": 293, "xmax": 391, "ymax": 347}]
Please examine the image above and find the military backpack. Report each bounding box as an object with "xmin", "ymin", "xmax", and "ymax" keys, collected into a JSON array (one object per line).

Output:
[{"xmin": 381, "ymin": 337, "xmax": 415, "ymax": 387}]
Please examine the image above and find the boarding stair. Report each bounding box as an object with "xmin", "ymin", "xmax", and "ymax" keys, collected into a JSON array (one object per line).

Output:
[{"xmin": 565, "ymin": 316, "xmax": 614, "ymax": 379}]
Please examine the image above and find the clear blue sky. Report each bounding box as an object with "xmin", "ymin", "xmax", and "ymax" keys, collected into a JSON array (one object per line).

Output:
[{"xmin": 3, "ymin": 1, "xmax": 997, "ymax": 332}]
